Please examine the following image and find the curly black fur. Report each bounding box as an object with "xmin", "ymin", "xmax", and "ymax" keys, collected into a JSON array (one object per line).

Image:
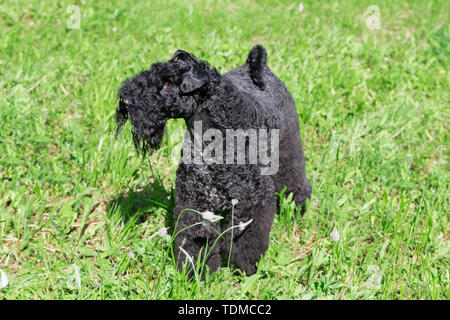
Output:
[
  {"xmin": 116, "ymin": 45, "xmax": 311, "ymax": 277},
  {"xmin": 246, "ymin": 44, "xmax": 267, "ymax": 90}
]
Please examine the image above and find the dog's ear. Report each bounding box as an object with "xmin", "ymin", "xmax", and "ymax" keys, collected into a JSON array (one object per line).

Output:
[
  {"xmin": 180, "ymin": 65, "xmax": 210, "ymax": 93},
  {"xmin": 171, "ymin": 50, "xmax": 198, "ymax": 63},
  {"xmin": 171, "ymin": 50, "xmax": 210, "ymax": 93}
]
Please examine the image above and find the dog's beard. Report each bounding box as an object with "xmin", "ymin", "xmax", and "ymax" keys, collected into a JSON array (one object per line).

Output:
[
  {"xmin": 115, "ymin": 101, "xmax": 129, "ymax": 138},
  {"xmin": 115, "ymin": 101, "xmax": 167, "ymax": 156},
  {"xmin": 131, "ymin": 120, "xmax": 166, "ymax": 155}
]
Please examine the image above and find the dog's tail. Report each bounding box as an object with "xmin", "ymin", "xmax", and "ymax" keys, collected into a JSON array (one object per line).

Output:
[{"xmin": 246, "ymin": 44, "xmax": 267, "ymax": 91}]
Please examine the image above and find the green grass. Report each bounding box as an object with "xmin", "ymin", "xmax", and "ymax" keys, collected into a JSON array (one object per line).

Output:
[{"xmin": 0, "ymin": 0, "xmax": 448, "ymax": 299}]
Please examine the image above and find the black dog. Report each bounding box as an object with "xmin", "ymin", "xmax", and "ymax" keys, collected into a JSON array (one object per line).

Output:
[{"xmin": 116, "ymin": 45, "xmax": 311, "ymax": 277}]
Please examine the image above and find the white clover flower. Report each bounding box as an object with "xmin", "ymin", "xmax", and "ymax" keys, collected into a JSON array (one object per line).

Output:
[
  {"xmin": 150, "ymin": 227, "xmax": 170, "ymax": 241},
  {"xmin": 201, "ymin": 211, "xmax": 223, "ymax": 223},
  {"xmin": 231, "ymin": 199, "xmax": 239, "ymax": 206},
  {"xmin": 201, "ymin": 210, "xmax": 214, "ymax": 220},
  {"xmin": 238, "ymin": 219, "xmax": 253, "ymax": 231},
  {"xmin": 158, "ymin": 227, "xmax": 168, "ymax": 238},
  {"xmin": 0, "ymin": 268, "xmax": 9, "ymax": 288},
  {"xmin": 330, "ymin": 226, "xmax": 340, "ymax": 242}
]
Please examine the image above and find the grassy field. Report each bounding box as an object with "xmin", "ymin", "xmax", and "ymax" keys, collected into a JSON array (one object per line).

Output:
[{"xmin": 0, "ymin": 0, "xmax": 448, "ymax": 299}]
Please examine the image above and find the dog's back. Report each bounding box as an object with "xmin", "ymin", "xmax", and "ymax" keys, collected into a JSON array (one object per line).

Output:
[
  {"xmin": 225, "ymin": 45, "xmax": 312, "ymax": 211},
  {"xmin": 224, "ymin": 46, "xmax": 299, "ymax": 136}
]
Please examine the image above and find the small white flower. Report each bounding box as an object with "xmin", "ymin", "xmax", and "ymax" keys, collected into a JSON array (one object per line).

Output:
[
  {"xmin": 238, "ymin": 219, "xmax": 253, "ymax": 231},
  {"xmin": 330, "ymin": 226, "xmax": 340, "ymax": 242},
  {"xmin": 231, "ymin": 199, "xmax": 239, "ymax": 206},
  {"xmin": 201, "ymin": 210, "xmax": 214, "ymax": 220},
  {"xmin": 383, "ymin": 57, "xmax": 389, "ymax": 62},
  {"xmin": 201, "ymin": 211, "xmax": 223, "ymax": 223},
  {"xmin": 128, "ymin": 251, "xmax": 136, "ymax": 260},
  {"xmin": 0, "ymin": 268, "xmax": 9, "ymax": 288},
  {"xmin": 158, "ymin": 227, "xmax": 168, "ymax": 238},
  {"xmin": 298, "ymin": 3, "xmax": 304, "ymax": 13}
]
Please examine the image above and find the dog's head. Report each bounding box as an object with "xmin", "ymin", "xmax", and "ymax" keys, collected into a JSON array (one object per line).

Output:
[{"xmin": 116, "ymin": 50, "xmax": 211, "ymax": 154}]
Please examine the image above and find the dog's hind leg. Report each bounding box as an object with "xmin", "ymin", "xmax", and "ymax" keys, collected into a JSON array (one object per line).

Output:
[
  {"xmin": 274, "ymin": 134, "xmax": 312, "ymax": 214},
  {"xmin": 222, "ymin": 200, "xmax": 276, "ymax": 276},
  {"xmin": 173, "ymin": 204, "xmax": 222, "ymax": 280},
  {"xmin": 174, "ymin": 234, "xmax": 222, "ymax": 280}
]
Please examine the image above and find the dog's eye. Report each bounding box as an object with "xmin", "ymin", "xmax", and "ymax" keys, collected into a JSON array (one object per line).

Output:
[
  {"xmin": 163, "ymin": 83, "xmax": 171, "ymax": 91},
  {"xmin": 121, "ymin": 98, "xmax": 131, "ymax": 106}
]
